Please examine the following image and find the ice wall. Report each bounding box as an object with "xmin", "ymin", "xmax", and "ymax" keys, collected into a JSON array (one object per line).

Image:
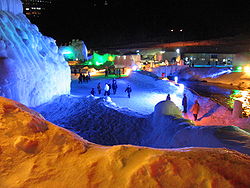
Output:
[
  {"xmin": 0, "ymin": 0, "xmax": 23, "ymax": 15},
  {"xmin": 0, "ymin": 2, "xmax": 71, "ymax": 107}
]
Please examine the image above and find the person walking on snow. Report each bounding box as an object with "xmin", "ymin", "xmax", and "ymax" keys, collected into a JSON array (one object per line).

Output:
[
  {"xmin": 97, "ymin": 82, "xmax": 101, "ymax": 95},
  {"xmin": 108, "ymin": 83, "xmax": 112, "ymax": 96},
  {"xmin": 125, "ymin": 85, "xmax": 132, "ymax": 98},
  {"xmin": 190, "ymin": 100, "xmax": 200, "ymax": 121},
  {"xmin": 90, "ymin": 88, "xmax": 95, "ymax": 96},
  {"xmin": 112, "ymin": 82, "xmax": 118, "ymax": 94},
  {"xmin": 166, "ymin": 94, "xmax": 171, "ymax": 101},
  {"xmin": 87, "ymin": 72, "xmax": 91, "ymax": 81},
  {"xmin": 78, "ymin": 73, "xmax": 83, "ymax": 84},
  {"xmin": 104, "ymin": 83, "xmax": 109, "ymax": 96},
  {"xmin": 182, "ymin": 94, "xmax": 188, "ymax": 113}
]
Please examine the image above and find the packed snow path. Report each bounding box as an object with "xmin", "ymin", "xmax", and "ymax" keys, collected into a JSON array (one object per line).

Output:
[
  {"xmin": 68, "ymin": 72, "xmax": 250, "ymax": 128},
  {"xmin": 71, "ymin": 72, "xmax": 184, "ymax": 115}
]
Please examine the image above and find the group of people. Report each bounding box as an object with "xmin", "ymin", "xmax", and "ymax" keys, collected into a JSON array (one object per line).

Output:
[
  {"xmin": 90, "ymin": 78, "xmax": 132, "ymax": 98},
  {"xmin": 105, "ymin": 69, "xmax": 122, "ymax": 78},
  {"xmin": 166, "ymin": 93, "xmax": 200, "ymax": 121},
  {"xmin": 78, "ymin": 72, "xmax": 91, "ymax": 84}
]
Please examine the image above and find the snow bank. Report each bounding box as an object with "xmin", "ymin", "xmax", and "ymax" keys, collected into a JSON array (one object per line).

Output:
[
  {"xmin": 35, "ymin": 95, "xmax": 250, "ymax": 155},
  {"xmin": 1, "ymin": 96, "xmax": 250, "ymax": 188},
  {"xmin": 0, "ymin": 0, "xmax": 23, "ymax": 15},
  {"xmin": 153, "ymin": 66, "xmax": 232, "ymax": 81},
  {"xmin": 35, "ymin": 95, "xmax": 150, "ymax": 146},
  {"xmin": 0, "ymin": 5, "xmax": 71, "ymax": 107},
  {"xmin": 153, "ymin": 65, "xmax": 250, "ymax": 88},
  {"xmin": 142, "ymin": 100, "xmax": 250, "ymax": 155},
  {"xmin": 169, "ymin": 125, "xmax": 250, "ymax": 155},
  {"xmin": 143, "ymin": 100, "xmax": 192, "ymax": 148},
  {"xmin": 204, "ymin": 72, "xmax": 250, "ymax": 88}
]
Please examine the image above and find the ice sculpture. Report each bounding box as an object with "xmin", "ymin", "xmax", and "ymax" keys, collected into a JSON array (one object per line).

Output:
[
  {"xmin": 0, "ymin": 0, "xmax": 23, "ymax": 15},
  {"xmin": 0, "ymin": 0, "xmax": 71, "ymax": 107}
]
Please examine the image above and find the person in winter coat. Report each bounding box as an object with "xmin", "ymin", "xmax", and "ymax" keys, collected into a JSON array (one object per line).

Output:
[
  {"xmin": 105, "ymin": 69, "xmax": 108, "ymax": 77},
  {"xmin": 190, "ymin": 100, "xmax": 200, "ymax": 121},
  {"xmin": 97, "ymin": 82, "xmax": 101, "ymax": 95},
  {"xmin": 87, "ymin": 72, "xmax": 91, "ymax": 81},
  {"xmin": 125, "ymin": 85, "xmax": 132, "ymax": 98},
  {"xmin": 166, "ymin": 94, "xmax": 171, "ymax": 101},
  {"xmin": 112, "ymin": 82, "xmax": 118, "ymax": 94},
  {"xmin": 78, "ymin": 73, "xmax": 83, "ymax": 84},
  {"xmin": 107, "ymin": 83, "xmax": 112, "ymax": 96},
  {"xmin": 104, "ymin": 83, "xmax": 109, "ymax": 96},
  {"xmin": 182, "ymin": 94, "xmax": 188, "ymax": 113},
  {"xmin": 90, "ymin": 88, "xmax": 95, "ymax": 96}
]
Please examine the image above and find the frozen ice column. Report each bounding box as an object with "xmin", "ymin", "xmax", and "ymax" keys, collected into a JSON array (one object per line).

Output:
[
  {"xmin": 0, "ymin": 1, "xmax": 71, "ymax": 107},
  {"xmin": 0, "ymin": 0, "xmax": 23, "ymax": 15}
]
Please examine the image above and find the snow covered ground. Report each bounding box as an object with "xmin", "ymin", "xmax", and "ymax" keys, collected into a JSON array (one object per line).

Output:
[
  {"xmin": 2, "ymin": 96, "xmax": 250, "ymax": 187},
  {"xmin": 154, "ymin": 65, "xmax": 250, "ymax": 89},
  {"xmin": 1, "ymin": 1, "xmax": 249, "ymax": 186},
  {"xmin": 69, "ymin": 72, "xmax": 250, "ymax": 128},
  {"xmin": 35, "ymin": 72, "xmax": 250, "ymax": 155},
  {"xmin": 70, "ymin": 72, "xmax": 184, "ymax": 114}
]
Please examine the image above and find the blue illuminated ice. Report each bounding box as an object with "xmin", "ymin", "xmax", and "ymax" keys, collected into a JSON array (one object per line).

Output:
[
  {"xmin": 0, "ymin": 0, "xmax": 71, "ymax": 107},
  {"xmin": 0, "ymin": 0, "xmax": 23, "ymax": 15}
]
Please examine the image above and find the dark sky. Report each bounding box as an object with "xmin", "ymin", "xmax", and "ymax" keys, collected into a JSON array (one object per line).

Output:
[{"xmin": 33, "ymin": 0, "xmax": 250, "ymax": 48}]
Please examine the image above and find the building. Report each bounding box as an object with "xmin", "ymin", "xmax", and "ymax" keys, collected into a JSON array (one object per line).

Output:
[{"xmin": 21, "ymin": 0, "xmax": 52, "ymax": 18}]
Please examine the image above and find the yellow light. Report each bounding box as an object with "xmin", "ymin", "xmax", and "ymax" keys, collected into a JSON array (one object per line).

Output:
[
  {"xmin": 243, "ymin": 65, "xmax": 250, "ymax": 73},
  {"xmin": 162, "ymin": 78, "xmax": 169, "ymax": 80},
  {"xmin": 125, "ymin": 68, "xmax": 132, "ymax": 75},
  {"xmin": 108, "ymin": 56, "xmax": 114, "ymax": 61}
]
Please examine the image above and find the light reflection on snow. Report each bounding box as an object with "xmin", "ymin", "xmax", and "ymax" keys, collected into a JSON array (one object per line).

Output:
[
  {"xmin": 208, "ymin": 69, "xmax": 232, "ymax": 78},
  {"xmin": 147, "ymin": 80, "xmax": 185, "ymax": 110},
  {"xmin": 145, "ymin": 93, "xmax": 183, "ymax": 110}
]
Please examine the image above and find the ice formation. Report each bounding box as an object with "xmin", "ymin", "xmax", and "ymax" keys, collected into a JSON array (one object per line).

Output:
[
  {"xmin": 0, "ymin": 96, "xmax": 250, "ymax": 187},
  {"xmin": 0, "ymin": 0, "xmax": 23, "ymax": 15},
  {"xmin": 0, "ymin": 0, "xmax": 71, "ymax": 107}
]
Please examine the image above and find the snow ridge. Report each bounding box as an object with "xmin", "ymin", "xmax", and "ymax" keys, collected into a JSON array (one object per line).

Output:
[
  {"xmin": 1, "ymin": 96, "xmax": 250, "ymax": 187},
  {"xmin": 35, "ymin": 95, "xmax": 149, "ymax": 146},
  {"xmin": 35, "ymin": 95, "xmax": 250, "ymax": 155}
]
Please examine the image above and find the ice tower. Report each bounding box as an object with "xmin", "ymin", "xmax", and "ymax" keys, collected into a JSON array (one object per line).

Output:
[{"xmin": 0, "ymin": 0, "xmax": 71, "ymax": 107}]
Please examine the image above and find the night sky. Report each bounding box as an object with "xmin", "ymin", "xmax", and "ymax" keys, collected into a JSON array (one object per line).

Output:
[{"xmin": 33, "ymin": 0, "xmax": 250, "ymax": 48}]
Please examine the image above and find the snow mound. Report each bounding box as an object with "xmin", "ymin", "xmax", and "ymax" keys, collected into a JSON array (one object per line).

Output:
[
  {"xmin": 0, "ymin": 0, "xmax": 23, "ymax": 15},
  {"xmin": 0, "ymin": 8, "xmax": 71, "ymax": 107},
  {"xmin": 35, "ymin": 95, "xmax": 250, "ymax": 155},
  {"xmin": 35, "ymin": 95, "xmax": 149, "ymax": 146},
  {"xmin": 204, "ymin": 72, "xmax": 250, "ymax": 88},
  {"xmin": 1, "ymin": 96, "xmax": 250, "ymax": 188},
  {"xmin": 154, "ymin": 100, "xmax": 182, "ymax": 117}
]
